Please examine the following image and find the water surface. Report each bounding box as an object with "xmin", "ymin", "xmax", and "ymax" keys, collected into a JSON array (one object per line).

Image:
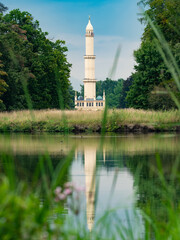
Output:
[{"xmin": 0, "ymin": 133, "xmax": 180, "ymax": 235}]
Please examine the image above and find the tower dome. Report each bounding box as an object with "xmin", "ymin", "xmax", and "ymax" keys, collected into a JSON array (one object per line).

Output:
[
  {"xmin": 86, "ymin": 16, "xmax": 93, "ymax": 31},
  {"xmin": 96, "ymin": 96, "xmax": 103, "ymax": 100}
]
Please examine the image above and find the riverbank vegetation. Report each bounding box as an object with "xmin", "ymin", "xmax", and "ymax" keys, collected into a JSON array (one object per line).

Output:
[{"xmin": 0, "ymin": 109, "xmax": 179, "ymax": 133}]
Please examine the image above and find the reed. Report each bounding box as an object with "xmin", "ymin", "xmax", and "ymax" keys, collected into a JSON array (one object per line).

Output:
[{"xmin": 0, "ymin": 108, "xmax": 179, "ymax": 133}]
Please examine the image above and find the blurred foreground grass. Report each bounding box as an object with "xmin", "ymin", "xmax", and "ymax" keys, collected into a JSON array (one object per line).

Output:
[{"xmin": 0, "ymin": 145, "xmax": 180, "ymax": 240}]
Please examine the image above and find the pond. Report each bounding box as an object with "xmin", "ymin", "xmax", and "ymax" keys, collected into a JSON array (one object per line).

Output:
[{"xmin": 0, "ymin": 133, "xmax": 180, "ymax": 237}]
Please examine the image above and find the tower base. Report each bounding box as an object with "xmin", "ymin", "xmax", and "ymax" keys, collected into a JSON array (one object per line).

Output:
[{"xmin": 75, "ymin": 99, "xmax": 105, "ymax": 110}]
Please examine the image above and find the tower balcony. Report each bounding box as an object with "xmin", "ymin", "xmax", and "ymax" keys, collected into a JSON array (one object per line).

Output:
[
  {"xmin": 83, "ymin": 78, "xmax": 97, "ymax": 83},
  {"xmin": 84, "ymin": 55, "xmax": 96, "ymax": 59},
  {"xmin": 85, "ymin": 33, "xmax": 94, "ymax": 37}
]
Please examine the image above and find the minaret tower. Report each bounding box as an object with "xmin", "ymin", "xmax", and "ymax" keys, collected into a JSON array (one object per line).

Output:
[
  {"xmin": 84, "ymin": 16, "xmax": 96, "ymax": 101},
  {"xmin": 75, "ymin": 17, "xmax": 105, "ymax": 110}
]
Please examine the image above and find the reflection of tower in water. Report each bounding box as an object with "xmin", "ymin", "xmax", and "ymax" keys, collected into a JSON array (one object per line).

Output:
[{"xmin": 84, "ymin": 146, "xmax": 96, "ymax": 232}]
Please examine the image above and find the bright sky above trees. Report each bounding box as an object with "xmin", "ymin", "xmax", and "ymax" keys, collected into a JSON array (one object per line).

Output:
[{"xmin": 2, "ymin": 0, "xmax": 144, "ymax": 90}]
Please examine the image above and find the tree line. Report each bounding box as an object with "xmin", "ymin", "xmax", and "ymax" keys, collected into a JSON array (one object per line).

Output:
[{"xmin": 0, "ymin": 0, "xmax": 179, "ymax": 111}]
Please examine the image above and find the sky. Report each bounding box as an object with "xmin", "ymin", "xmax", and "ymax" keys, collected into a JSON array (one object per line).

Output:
[{"xmin": 2, "ymin": 0, "xmax": 144, "ymax": 90}]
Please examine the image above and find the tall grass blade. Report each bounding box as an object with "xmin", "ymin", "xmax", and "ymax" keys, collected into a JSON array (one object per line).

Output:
[
  {"xmin": 107, "ymin": 168, "xmax": 119, "ymax": 208},
  {"xmin": 6, "ymin": 44, "xmax": 35, "ymax": 120},
  {"xmin": 44, "ymin": 153, "xmax": 54, "ymax": 178},
  {"xmin": 109, "ymin": 45, "xmax": 121, "ymax": 79},
  {"xmin": 20, "ymin": 74, "xmax": 35, "ymax": 120},
  {"xmin": 39, "ymin": 156, "xmax": 49, "ymax": 195},
  {"xmin": 2, "ymin": 154, "xmax": 16, "ymax": 191},
  {"xmin": 55, "ymin": 67, "xmax": 64, "ymax": 110},
  {"xmin": 101, "ymin": 101, "xmax": 108, "ymax": 141},
  {"xmin": 164, "ymin": 83, "xmax": 180, "ymax": 110},
  {"xmin": 51, "ymin": 148, "xmax": 74, "ymax": 189},
  {"xmin": 141, "ymin": 9, "xmax": 180, "ymax": 92},
  {"xmin": 55, "ymin": 67, "xmax": 69, "ymax": 134},
  {"xmin": 170, "ymin": 155, "xmax": 180, "ymax": 183},
  {"xmin": 125, "ymin": 210, "xmax": 134, "ymax": 240}
]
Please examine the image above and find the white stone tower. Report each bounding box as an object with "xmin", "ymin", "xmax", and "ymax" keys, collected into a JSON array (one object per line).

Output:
[
  {"xmin": 75, "ymin": 17, "xmax": 105, "ymax": 110},
  {"xmin": 84, "ymin": 16, "xmax": 96, "ymax": 101}
]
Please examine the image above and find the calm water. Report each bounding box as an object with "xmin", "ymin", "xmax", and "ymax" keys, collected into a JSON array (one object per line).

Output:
[{"xmin": 0, "ymin": 133, "xmax": 180, "ymax": 235}]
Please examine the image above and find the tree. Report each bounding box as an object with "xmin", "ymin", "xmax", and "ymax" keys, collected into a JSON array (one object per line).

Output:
[
  {"xmin": 126, "ymin": 0, "xmax": 180, "ymax": 109},
  {"xmin": 105, "ymin": 79, "xmax": 124, "ymax": 108},
  {"xmin": 79, "ymin": 78, "xmax": 125, "ymax": 108},
  {"xmin": 0, "ymin": 2, "xmax": 8, "ymax": 13},
  {"xmin": 1, "ymin": 8, "xmax": 72, "ymax": 110},
  {"xmin": 139, "ymin": 0, "xmax": 180, "ymax": 45},
  {"xmin": 126, "ymin": 40, "xmax": 169, "ymax": 109},
  {"xmin": 148, "ymin": 80, "xmax": 180, "ymax": 110},
  {"xmin": 96, "ymin": 78, "xmax": 118, "ymax": 108},
  {"xmin": 68, "ymin": 84, "xmax": 75, "ymax": 109},
  {"xmin": 120, "ymin": 76, "xmax": 133, "ymax": 108},
  {"xmin": 0, "ymin": 53, "xmax": 8, "ymax": 109},
  {"xmin": 0, "ymin": 11, "xmax": 32, "ymax": 110}
]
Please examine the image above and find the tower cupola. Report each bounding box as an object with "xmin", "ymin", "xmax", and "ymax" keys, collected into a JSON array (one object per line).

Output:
[{"xmin": 86, "ymin": 16, "xmax": 93, "ymax": 33}]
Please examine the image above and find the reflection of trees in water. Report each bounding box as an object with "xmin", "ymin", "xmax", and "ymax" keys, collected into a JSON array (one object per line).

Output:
[
  {"xmin": 0, "ymin": 153, "xmax": 71, "ymax": 221},
  {"xmin": 126, "ymin": 153, "xmax": 180, "ymax": 229},
  {"xmin": 96, "ymin": 152, "xmax": 124, "ymax": 169},
  {"xmin": 0, "ymin": 153, "xmax": 69, "ymax": 184},
  {"xmin": 83, "ymin": 149, "xmax": 180, "ymax": 227},
  {"xmin": 96, "ymin": 152, "xmax": 132, "ymax": 170}
]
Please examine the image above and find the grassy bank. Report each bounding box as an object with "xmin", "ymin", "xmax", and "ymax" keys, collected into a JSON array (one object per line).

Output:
[{"xmin": 0, "ymin": 109, "xmax": 179, "ymax": 133}]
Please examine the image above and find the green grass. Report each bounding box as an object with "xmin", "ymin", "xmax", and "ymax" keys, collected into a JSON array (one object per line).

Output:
[{"xmin": 0, "ymin": 108, "xmax": 179, "ymax": 133}]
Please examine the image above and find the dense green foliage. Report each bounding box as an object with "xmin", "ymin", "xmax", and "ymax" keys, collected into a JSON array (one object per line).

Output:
[
  {"xmin": 126, "ymin": 0, "xmax": 180, "ymax": 110},
  {"xmin": 80, "ymin": 77, "xmax": 133, "ymax": 109},
  {"xmin": 97, "ymin": 78, "xmax": 123, "ymax": 108},
  {"xmin": 0, "ymin": 53, "xmax": 8, "ymax": 106},
  {"xmin": 0, "ymin": 4, "xmax": 73, "ymax": 110}
]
